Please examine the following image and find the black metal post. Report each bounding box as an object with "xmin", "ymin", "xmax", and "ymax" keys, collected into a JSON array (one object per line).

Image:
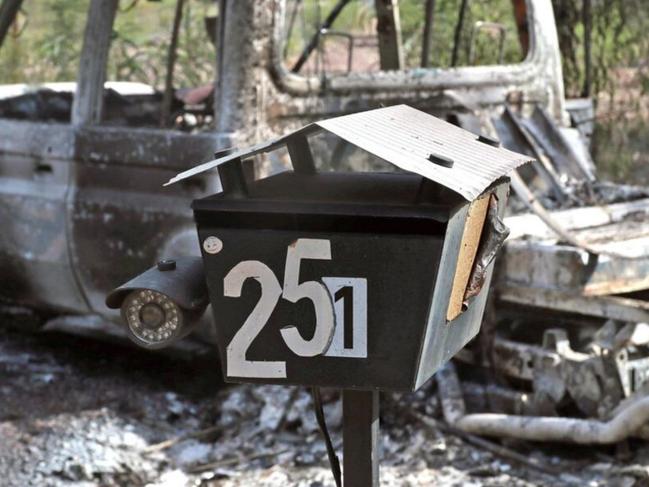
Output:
[
  {"xmin": 287, "ymin": 134, "xmax": 317, "ymax": 175},
  {"xmin": 217, "ymin": 157, "xmax": 248, "ymax": 198},
  {"xmin": 343, "ymin": 390, "xmax": 380, "ymax": 487}
]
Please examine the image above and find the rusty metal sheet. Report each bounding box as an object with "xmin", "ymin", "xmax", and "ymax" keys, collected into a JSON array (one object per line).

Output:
[
  {"xmin": 505, "ymin": 197, "xmax": 649, "ymax": 240},
  {"xmin": 75, "ymin": 126, "xmax": 219, "ymax": 170},
  {"xmin": 521, "ymin": 106, "xmax": 596, "ymax": 183},
  {"xmin": 0, "ymin": 119, "xmax": 74, "ymax": 159},
  {"xmin": 502, "ymin": 208, "xmax": 649, "ymax": 295},
  {"xmin": 498, "ymin": 286, "xmax": 649, "ymax": 323}
]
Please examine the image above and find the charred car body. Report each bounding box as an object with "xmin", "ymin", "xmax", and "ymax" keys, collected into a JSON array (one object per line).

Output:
[{"xmin": 1, "ymin": 0, "xmax": 649, "ymax": 444}]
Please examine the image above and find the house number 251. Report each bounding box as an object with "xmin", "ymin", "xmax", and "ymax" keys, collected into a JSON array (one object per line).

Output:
[{"xmin": 223, "ymin": 238, "xmax": 367, "ymax": 379}]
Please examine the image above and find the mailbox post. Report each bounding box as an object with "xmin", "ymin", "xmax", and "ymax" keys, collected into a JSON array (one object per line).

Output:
[
  {"xmin": 343, "ymin": 389, "xmax": 380, "ymax": 486},
  {"xmin": 114, "ymin": 105, "xmax": 531, "ymax": 486}
]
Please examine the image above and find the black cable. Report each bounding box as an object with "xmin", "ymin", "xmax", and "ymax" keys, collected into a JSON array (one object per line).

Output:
[
  {"xmin": 291, "ymin": 0, "xmax": 351, "ymax": 73},
  {"xmin": 312, "ymin": 387, "xmax": 342, "ymax": 487}
]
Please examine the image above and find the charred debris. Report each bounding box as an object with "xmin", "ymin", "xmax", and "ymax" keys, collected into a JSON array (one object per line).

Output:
[{"xmin": 0, "ymin": 0, "xmax": 649, "ymax": 454}]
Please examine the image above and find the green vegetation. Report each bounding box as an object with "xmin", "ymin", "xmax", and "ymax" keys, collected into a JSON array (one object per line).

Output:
[
  {"xmin": 0, "ymin": 0, "xmax": 88, "ymax": 83},
  {"xmin": 2, "ymin": 0, "xmax": 645, "ymax": 93},
  {"xmin": 109, "ymin": 0, "xmax": 216, "ymax": 89},
  {"xmin": 552, "ymin": 0, "xmax": 649, "ymax": 98},
  {"xmin": 283, "ymin": 0, "xmax": 525, "ymax": 72},
  {"xmin": 550, "ymin": 0, "xmax": 649, "ymax": 183},
  {"xmin": 399, "ymin": 0, "xmax": 525, "ymax": 68},
  {"xmin": 0, "ymin": 0, "xmax": 215, "ymax": 89}
]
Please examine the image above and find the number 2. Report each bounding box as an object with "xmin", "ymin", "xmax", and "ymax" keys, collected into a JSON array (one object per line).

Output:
[{"xmin": 224, "ymin": 261, "xmax": 286, "ymax": 378}]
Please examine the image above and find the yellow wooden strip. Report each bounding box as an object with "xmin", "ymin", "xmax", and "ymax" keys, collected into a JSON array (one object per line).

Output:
[{"xmin": 446, "ymin": 194, "xmax": 490, "ymax": 322}]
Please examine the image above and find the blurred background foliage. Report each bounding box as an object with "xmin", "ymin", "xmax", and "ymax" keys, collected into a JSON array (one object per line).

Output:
[
  {"xmin": 0, "ymin": 0, "xmax": 216, "ymax": 88},
  {"xmin": 0, "ymin": 0, "xmax": 88, "ymax": 83},
  {"xmin": 0, "ymin": 0, "xmax": 647, "ymax": 181},
  {"xmin": 283, "ymin": 0, "xmax": 525, "ymax": 73},
  {"xmin": 109, "ymin": 0, "xmax": 216, "ymax": 88},
  {"xmin": 549, "ymin": 0, "xmax": 649, "ymax": 183}
]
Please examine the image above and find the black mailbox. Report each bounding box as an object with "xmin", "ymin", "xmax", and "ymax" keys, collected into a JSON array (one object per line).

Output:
[{"xmin": 167, "ymin": 105, "xmax": 531, "ymax": 391}]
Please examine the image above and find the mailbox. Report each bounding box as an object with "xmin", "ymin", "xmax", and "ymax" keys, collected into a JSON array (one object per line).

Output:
[{"xmin": 167, "ymin": 105, "xmax": 531, "ymax": 391}]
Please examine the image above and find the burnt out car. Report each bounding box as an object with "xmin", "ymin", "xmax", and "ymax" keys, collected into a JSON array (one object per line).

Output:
[
  {"xmin": 0, "ymin": 0, "xmax": 562, "ymax": 319},
  {"xmin": 0, "ymin": 0, "xmax": 552, "ymax": 331},
  {"xmin": 2, "ymin": 0, "xmax": 649, "ymax": 439}
]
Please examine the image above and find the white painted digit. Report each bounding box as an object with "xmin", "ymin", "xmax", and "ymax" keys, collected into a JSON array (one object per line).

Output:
[
  {"xmin": 280, "ymin": 239, "xmax": 335, "ymax": 357},
  {"xmin": 323, "ymin": 277, "xmax": 368, "ymax": 358},
  {"xmin": 224, "ymin": 261, "xmax": 286, "ymax": 378},
  {"xmin": 223, "ymin": 240, "xmax": 369, "ymax": 379}
]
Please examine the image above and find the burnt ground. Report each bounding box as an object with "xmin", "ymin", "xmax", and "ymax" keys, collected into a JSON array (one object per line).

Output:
[{"xmin": 0, "ymin": 319, "xmax": 648, "ymax": 487}]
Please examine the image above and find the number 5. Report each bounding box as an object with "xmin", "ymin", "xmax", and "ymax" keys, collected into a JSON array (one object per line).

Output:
[{"xmin": 281, "ymin": 239, "xmax": 335, "ymax": 357}]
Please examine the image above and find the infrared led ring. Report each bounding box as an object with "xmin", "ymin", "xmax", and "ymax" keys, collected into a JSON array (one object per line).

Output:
[{"xmin": 121, "ymin": 289, "xmax": 184, "ymax": 347}]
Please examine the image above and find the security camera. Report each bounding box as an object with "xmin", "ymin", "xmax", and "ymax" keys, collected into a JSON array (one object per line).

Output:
[{"xmin": 106, "ymin": 257, "xmax": 208, "ymax": 349}]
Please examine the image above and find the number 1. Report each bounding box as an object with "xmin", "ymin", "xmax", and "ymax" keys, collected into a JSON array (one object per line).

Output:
[
  {"xmin": 334, "ymin": 286, "xmax": 354, "ymax": 349},
  {"xmin": 323, "ymin": 277, "xmax": 367, "ymax": 358}
]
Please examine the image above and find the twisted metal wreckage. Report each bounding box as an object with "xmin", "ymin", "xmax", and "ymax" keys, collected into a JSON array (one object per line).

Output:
[{"xmin": 1, "ymin": 0, "xmax": 649, "ymax": 445}]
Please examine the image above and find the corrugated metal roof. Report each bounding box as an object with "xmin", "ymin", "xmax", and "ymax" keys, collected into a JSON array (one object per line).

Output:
[{"xmin": 166, "ymin": 105, "xmax": 532, "ymax": 200}]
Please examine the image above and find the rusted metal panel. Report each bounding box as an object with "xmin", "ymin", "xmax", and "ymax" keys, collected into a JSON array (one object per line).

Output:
[
  {"xmin": 498, "ymin": 286, "xmax": 649, "ymax": 323},
  {"xmin": 0, "ymin": 119, "xmax": 74, "ymax": 159},
  {"xmin": 74, "ymin": 126, "xmax": 219, "ymax": 170},
  {"xmin": 0, "ymin": 119, "xmax": 85, "ymax": 312},
  {"xmin": 500, "ymin": 241, "xmax": 590, "ymax": 291},
  {"xmin": 0, "ymin": 151, "xmax": 87, "ymax": 312},
  {"xmin": 68, "ymin": 148, "xmax": 217, "ymax": 315},
  {"xmin": 582, "ymin": 254, "xmax": 649, "ymax": 296},
  {"xmin": 502, "ymin": 205, "xmax": 649, "ymax": 296},
  {"xmin": 505, "ymin": 197, "xmax": 649, "ymax": 240}
]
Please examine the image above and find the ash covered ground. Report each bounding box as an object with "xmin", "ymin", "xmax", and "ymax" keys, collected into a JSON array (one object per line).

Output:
[{"xmin": 0, "ymin": 319, "xmax": 647, "ymax": 487}]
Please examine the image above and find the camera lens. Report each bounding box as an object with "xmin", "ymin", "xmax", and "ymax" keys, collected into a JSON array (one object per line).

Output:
[{"xmin": 122, "ymin": 289, "xmax": 184, "ymax": 347}]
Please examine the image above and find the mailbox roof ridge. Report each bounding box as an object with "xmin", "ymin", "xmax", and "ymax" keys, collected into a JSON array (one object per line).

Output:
[{"xmin": 166, "ymin": 105, "xmax": 532, "ymax": 200}]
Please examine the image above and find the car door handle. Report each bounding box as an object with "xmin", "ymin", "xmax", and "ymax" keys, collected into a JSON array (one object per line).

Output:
[{"xmin": 34, "ymin": 162, "xmax": 53, "ymax": 174}]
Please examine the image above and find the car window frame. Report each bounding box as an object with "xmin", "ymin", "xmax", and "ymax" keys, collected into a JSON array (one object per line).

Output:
[{"xmin": 271, "ymin": 0, "xmax": 554, "ymax": 97}]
